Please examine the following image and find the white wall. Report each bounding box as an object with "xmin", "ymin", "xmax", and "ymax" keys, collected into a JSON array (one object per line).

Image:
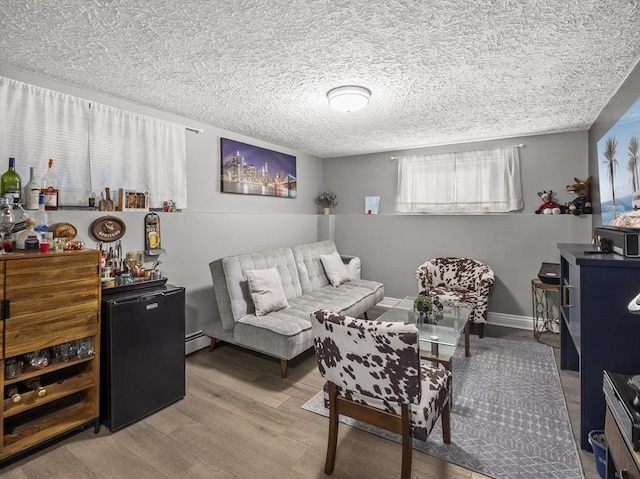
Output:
[{"xmin": 0, "ymin": 65, "xmax": 324, "ymax": 352}]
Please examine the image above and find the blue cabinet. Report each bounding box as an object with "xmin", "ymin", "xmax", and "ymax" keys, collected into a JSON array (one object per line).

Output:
[{"xmin": 559, "ymin": 244, "xmax": 640, "ymax": 450}]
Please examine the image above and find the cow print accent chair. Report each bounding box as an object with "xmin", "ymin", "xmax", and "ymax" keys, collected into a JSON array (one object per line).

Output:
[
  {"xmin": 310, "ymin": 309, "xmax": 452, "ymax": 479},
  {"xmin": 416, "ymin": 257, "xmax": 495, "ymax": 357}
]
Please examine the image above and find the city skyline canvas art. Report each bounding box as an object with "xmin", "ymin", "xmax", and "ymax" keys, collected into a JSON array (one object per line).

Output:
[{"xmin": 220, "ymin": 138, "xmax": 297, "ymax": 198}]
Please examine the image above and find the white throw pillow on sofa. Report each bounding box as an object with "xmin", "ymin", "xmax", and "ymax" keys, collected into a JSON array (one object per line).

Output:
[
  {"xmin": 246, "ymin": 267, "xmax": 289, "ymax": 316},
  {"xmin": 320, "ymin": 251, "xmax": 350, "ymax": 287}
]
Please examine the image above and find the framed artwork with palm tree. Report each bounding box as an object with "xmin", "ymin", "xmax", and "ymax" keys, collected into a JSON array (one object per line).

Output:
[{"xmin": 597, "ymin": 97, "xmax": 640, "ymax": 226}]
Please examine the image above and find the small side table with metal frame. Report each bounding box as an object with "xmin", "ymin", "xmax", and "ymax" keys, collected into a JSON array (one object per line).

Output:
[{"xmin": 531, "ymin": 278, "xmax": 561, "ymax": 344}]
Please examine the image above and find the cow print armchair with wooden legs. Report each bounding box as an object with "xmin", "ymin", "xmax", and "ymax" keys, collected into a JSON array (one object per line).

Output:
[
  {"xmin": 310, "ymin": 309, "xmax": 452, "ymax": 479},
  {"xmin": 416, "ymin": 257, "xmax": 495, "ymax": 357}
]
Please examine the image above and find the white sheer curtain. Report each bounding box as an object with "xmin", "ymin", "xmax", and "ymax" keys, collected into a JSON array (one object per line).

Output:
[
  {"xmin": 0, "ymin": 77, "xmax": 89, "ymax": 205},
  {"xmin": 0, "ymin": 76, "xmax": 187, "ymax": 208},
  {"xmin": 396, "ymin": 146, "xmax": 523, "ymax": 213},
  {"xmin": 89, "ymin": 103, "xmax": 187, "ymax": 208}
]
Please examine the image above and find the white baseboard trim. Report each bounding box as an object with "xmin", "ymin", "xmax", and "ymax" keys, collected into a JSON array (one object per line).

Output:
[
  {"xmin": 185, "ymin": 331, "xmax": 211, "ymax": 355},
  {"xmin": 380, "ymin": 296, "xmax": 533, "ymax": 331},
  {"xmin": 487, "ymin": 311, "xmax": 533, "ymax": 331}
]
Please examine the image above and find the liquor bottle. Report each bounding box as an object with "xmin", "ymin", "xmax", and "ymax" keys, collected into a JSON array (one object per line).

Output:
[
  {"xmin": 13, "ymin": 201, "xmax": 28, "ymax": 226},
  {"xmin": 1, "ymin": 157, "xmax": 22, "ymax": 206},
  {"xmin": 41, "ymin": 158, "xmax": 58, "ymax": 210},
  {"xmin": 24, "ymin": 167, "xmax": 40, "ymax": 210},
  {"xmin": 24, "ymin": 378, "xmax": 47, "ymax": 397},
  {"xmin": 15, "ymin": 217, "xmax": 40, "ymax": 249},
  {"xmin": 34, "ymin": 193, "xmax": 49, "ymax": 238},
  {"xmin": 5, "ymin": 385, "xmax": 22, "ymax": 403},
  {"xmin": 10, "ymin": 202, "xmax": 29, "ymax": 249},
  {"xmin": 87, "ymin": 190, "xmax": 97, "ymax": 210}
]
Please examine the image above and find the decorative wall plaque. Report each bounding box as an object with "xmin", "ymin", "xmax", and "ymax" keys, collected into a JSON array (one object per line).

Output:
[
  {"xmin": 90, "ymin": 216, "xmax": 126, "ymax": 242},
  {"xmin": 49, "ymin": 222, "xmax": 78, "ymax": 241}
]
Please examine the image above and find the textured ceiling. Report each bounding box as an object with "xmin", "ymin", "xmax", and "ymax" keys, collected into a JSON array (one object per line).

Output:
[{"xmin": 1, "ymin": 0, "xmax": 639, "ymax": 158}]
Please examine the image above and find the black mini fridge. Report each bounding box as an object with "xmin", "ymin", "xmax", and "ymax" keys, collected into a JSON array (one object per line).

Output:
[{"xmin": 100, "ymin": 282, "xmax": 186, "ymax": 431}]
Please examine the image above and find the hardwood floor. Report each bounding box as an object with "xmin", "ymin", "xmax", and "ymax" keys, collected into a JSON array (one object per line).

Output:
[{"xmin": 1, "ymin": 312, "xmax": 599, "ymax": 479}]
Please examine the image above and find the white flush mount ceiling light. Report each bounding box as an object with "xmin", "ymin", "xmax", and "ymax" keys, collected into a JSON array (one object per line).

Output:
[{"xmin": 327, "ymin": 86, "xmax": 371, "ymax": 112}]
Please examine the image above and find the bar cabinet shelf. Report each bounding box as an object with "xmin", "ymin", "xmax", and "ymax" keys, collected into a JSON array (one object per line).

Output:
[{"xmin": 0, "ymin": 250, "xmax": 101, "ymax": 462}]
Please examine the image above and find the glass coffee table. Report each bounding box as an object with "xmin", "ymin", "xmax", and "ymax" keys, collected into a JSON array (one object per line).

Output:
[{"xmin": 377, "ymin": 296, "xmax": 473, "ymax": 371}]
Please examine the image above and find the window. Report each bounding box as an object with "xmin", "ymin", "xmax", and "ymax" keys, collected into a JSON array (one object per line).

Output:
[
  {"xmin": 0, "ymin": 77, "xmax": 187, "ymax": 208},
  {"xmin": 395, "ymin": 146, "xmax": 523, "ymax": 213}
]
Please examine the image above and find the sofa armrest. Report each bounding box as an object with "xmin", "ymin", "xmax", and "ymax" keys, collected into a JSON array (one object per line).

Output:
[{"xmin": 341, "ymin": 255, "xmax": 362, "ymax": 280}]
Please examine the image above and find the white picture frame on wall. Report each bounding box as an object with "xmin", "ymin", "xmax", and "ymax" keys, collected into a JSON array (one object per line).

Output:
[{"xmin": 365, "ymin": 196, "xmax": 380, "ymax": 214}]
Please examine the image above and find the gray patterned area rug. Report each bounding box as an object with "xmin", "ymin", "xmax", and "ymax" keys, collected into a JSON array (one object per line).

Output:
[{"xmin": 301, "ymin": 335, "xmax": 584, "ymax": 479}]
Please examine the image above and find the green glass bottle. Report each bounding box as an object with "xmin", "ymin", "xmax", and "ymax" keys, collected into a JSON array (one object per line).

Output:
[{"xmin": 1, "ymin": 157, "xmax": 22, "ymax": 206}]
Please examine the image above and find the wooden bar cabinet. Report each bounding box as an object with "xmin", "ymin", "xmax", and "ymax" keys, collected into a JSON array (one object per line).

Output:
[{"xmin": 0, "ymin": 250, "xmax": 101, "ymax": 462}]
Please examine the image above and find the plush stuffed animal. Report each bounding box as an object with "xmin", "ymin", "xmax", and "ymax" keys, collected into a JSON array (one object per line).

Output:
[
  {"xmin": 565, "ymin": 176, "xmax": 593, "ymax": 215},
  {"xmin": 535, "ymin": 190, "xmax": 562, "ymax": 214}
]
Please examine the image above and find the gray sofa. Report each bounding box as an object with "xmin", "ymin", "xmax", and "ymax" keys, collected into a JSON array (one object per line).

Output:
[{"xmin": 206, "ymin": 240, "xmax": 384, "ymax": 377}]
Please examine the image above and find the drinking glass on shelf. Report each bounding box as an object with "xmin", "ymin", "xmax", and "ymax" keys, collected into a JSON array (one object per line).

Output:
[
  {"xmin": 75, "ymin": 338, "xmax": 94, "ymax": 359},
  {"xmin": 0, "ymin": 202, "xmax": 15, "ymax": 255},
  {"xmin": 29, "ymin": 348, "xmax": 50, "ymax": 369},
  {"xmin": 5, "ymin": 357, "xmax": 24, "ymax": 379},
  {"xmin": 52, "ymin": 342, "xmax": 77, "ymax": 362}
]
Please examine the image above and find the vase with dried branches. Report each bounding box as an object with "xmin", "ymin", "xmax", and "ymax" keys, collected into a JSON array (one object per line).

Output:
[{"xmin": 314, "ymin": 191, "xmax": 338, "ymax": 215}]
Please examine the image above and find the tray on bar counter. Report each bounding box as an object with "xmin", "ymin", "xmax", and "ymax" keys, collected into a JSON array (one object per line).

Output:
[{"xmin": 101, "ymin": 277, "xmax": 168, "ymax": 296}]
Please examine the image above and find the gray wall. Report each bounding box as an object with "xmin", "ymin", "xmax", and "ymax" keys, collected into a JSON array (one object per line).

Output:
[
  {"xmin": 589, "ymin": 59, "xmax": 640, "ymax": 227},
  {"xmin": 0, "ymin": 65, "xmax": 324, "ymax": 351},
  {"xmin": 323, "ymin": 133, "xmax": 593, "ymax": 322},
  {"xmin": 5, "ymin": 57, "xmax": 635, "ymax": 340}
]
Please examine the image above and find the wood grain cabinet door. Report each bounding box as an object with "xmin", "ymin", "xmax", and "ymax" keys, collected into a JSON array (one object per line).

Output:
[
  {"xmin": 605, "ymin": 408, "xmax": 640, "ymax": 479},
  {"xmin": 3, "ymin": 252, "xmax": 101, "ymax": 358},
  {"xmin": 0, "ymin": 259, "xmax": 5, "ymax": 358},
  {"xmin": 0, "ymin": 259, "xmax": 4, "ymax": 456}
]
